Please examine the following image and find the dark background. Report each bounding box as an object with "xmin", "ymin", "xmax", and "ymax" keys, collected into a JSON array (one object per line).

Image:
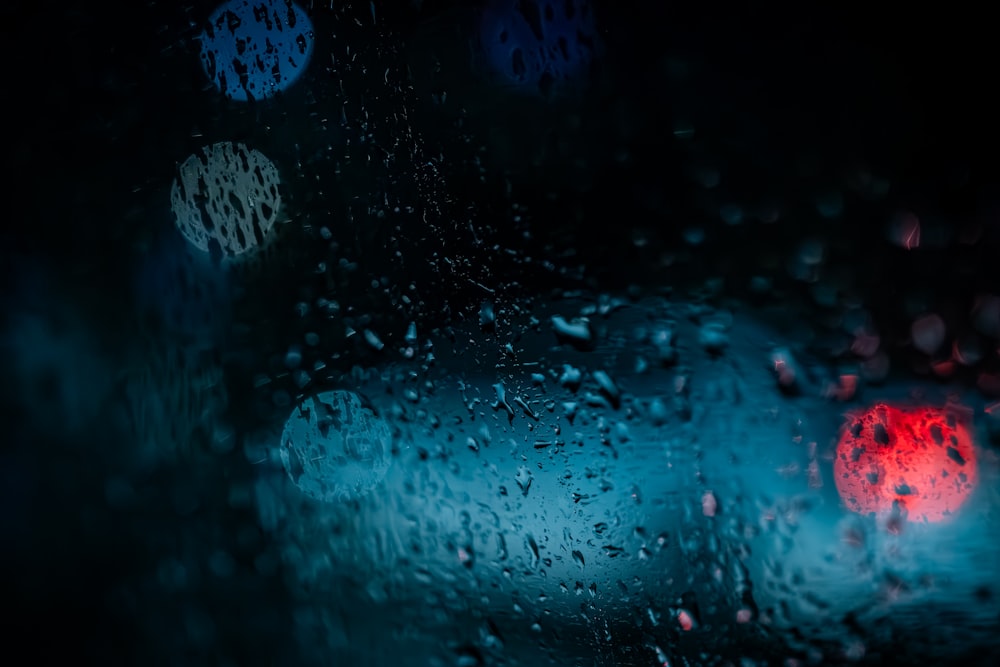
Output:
[{"xmin": 7, "ymin": 1, "xmax": 1000, "ymax": 290}]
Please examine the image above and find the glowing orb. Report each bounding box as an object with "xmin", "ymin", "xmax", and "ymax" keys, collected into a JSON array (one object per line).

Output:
[
  {"xmin": 280, "ymin": 390, "xmax": 392, "ymax": 502},
  {"xmin": 834, "ymin": 403, "xmax": 978, "ymax": 523},
  {"xmin": 200, "ymin": 0, "xmax": 314, "ymax": 102},
  {"xmin": 170, "ymin": 142, "xmax": 282, "ymax": 258},
  {"xmin": 480, "ymin": 0, "xmax": 599, "ymax": 92}
]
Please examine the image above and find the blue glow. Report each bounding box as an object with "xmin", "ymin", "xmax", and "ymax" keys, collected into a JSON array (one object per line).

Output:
[
  {"xmin": 200, "ymin": 0, "xmax": 315, "ymax": 102},
  {"xmin": 479, "ymin": 0, "xmax": 599, "ymax": 93}
]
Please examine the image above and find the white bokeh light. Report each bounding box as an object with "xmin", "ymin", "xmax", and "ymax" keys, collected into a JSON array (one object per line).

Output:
[{"xmin": 169, "ymin": 142, "xmax": 282, "ymax": 259}]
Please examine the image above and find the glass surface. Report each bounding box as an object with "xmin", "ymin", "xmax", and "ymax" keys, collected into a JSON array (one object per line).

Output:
[{"xmin": 3, "ymin": 1, "xmax": 1000, "ymax": 665}]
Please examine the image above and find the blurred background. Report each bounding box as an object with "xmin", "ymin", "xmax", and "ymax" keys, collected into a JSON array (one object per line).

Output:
[{"xmin": 2, "ymin": 1, "xmax": 1000, "ymax": 665}]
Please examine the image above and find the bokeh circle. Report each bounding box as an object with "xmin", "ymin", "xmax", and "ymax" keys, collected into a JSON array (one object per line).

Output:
[
  {"xmin": 170, "ymin": 141, "xmax": 282, "ymax": 258},
  {"xmin": 200, "ymin": 0, "xmax": 315, "ymax": 102},
  {"xmin": 279, "ymin": 390, "xmax": 392, "ymax": 503},
  {"xmin": 834, "ymin": 403, "xmax": 978, "ymax": 523}
]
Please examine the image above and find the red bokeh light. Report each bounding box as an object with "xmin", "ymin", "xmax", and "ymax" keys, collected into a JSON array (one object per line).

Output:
[{"xmin": 834, "ymin": 403, "xmax": 978, "ymax": 523}]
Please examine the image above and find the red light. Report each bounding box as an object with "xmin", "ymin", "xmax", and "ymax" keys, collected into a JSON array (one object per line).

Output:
[{"xmin": 834, "ymin": 403, "xmax": 978, "ymax": 523}]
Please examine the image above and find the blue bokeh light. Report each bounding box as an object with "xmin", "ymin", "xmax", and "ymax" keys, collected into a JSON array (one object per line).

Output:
[
  {"xmin": 479, "ymin": 0, "xmax": 600, "ymax": 93},
  {"xmin": 200, "ymin": 0, "xmax": 315, "ymax": 102}
]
